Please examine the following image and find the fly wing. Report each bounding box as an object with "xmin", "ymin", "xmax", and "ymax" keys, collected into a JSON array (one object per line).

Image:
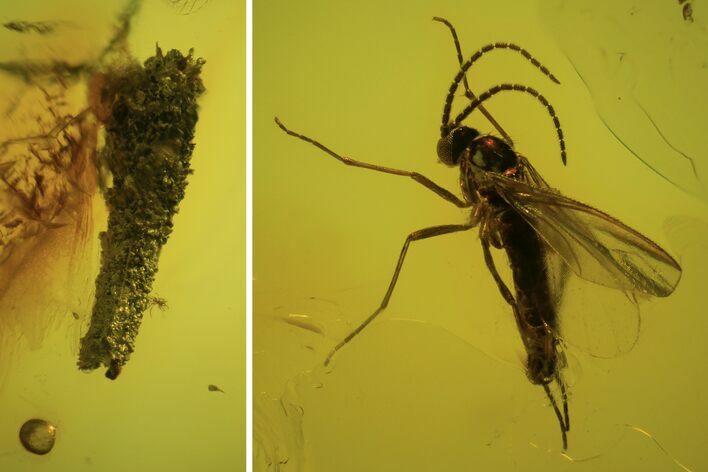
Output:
[
  {"xmin": 516, "ymin": 154, "xmax": 553, "ymax": 190},
  {"xmin": 483, "ymin": 172, "xmax": 681, "ymax": 298}
]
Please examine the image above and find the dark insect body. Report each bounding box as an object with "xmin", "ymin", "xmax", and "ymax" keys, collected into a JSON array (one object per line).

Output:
[{"xmin": 276, "ymin": 18, "xmax": 681, "ymax": 451}]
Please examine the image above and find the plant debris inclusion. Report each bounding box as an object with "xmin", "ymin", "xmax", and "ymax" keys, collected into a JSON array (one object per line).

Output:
[{"xmin": 78, "ymin": 46, "xmax": 205, "ymax": 379}]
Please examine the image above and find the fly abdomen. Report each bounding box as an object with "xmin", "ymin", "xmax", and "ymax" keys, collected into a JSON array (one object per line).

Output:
[{"xmin": 497, "ymin": 203, "xmax": 559, "ymax": 384}]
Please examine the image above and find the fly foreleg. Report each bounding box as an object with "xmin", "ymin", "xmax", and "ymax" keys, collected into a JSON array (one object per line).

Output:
[
  {"xmin": 275, "ymin": 117, "xmax": 472, "ymax": 208},
  {"xmin": 324, "ymin": 223, "xmax": 475, "ymax": 366}
]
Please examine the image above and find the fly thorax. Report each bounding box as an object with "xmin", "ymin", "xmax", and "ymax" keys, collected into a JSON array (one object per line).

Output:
[
  {"xmin": 458, "ymin": 158, "xmax": 479, "ymax": 204},
  {"xmin": 467, "ymin": 135, "xmax": 518, "ymax": 174}
]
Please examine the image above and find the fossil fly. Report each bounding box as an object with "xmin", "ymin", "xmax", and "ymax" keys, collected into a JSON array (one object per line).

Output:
[{"xmin": 275, "ymin": 18, "xmax": 682, "ymax": 451}]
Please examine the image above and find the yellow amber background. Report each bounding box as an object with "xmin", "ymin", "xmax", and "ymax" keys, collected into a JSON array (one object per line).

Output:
[
  {"xmin": 0, "ymin": 1, "xmax": 245, "ymax": 470},
  {"xmin": 255, "ymin": 0, "xmax": 707, "ymax": 470}
]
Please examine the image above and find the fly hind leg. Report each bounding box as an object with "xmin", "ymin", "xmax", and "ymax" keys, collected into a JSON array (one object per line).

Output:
[
  {"xmin": 557, "ymin": 372, "xmax": 570, "ymax": 432},
  {"xmin": 324, "ymin": 223, "xmax": 475, "ymax": 366},
  {"xmin": 543, "ymin": 382, "xmax": 569, "ymax": 450}
]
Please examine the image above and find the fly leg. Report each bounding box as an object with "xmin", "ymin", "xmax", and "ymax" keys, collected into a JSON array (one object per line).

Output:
[
  {"xmin": 557, "ymin": 372, "xmax": 570, "ymax": 432},
  {"xmin": 324, "ymin": 223, "xmax": 475, "ymax": 366},
  {"xmin": 480, "ymin": 238, "xmax": 516, "ymax": 309},
  {"xmin": 275, "ymin": 118, "xmax": 472, "ymax": 208},
  {"xmin": 542, "ymin": 382, "xmax": 569, "ymax": 450}
]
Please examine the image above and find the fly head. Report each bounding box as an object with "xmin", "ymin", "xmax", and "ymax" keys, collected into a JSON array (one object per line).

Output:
[
  {"xmin": 436, "ymin": 126, "xmax": 479, "ymax": 166},
  {"xmin": 438, "ymin": 126, "xmax": 518, "ymax": 174}
]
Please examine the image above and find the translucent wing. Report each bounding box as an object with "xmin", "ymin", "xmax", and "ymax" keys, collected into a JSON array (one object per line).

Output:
[
  {"xmin": 478, "ymin": 165, "xmax": 679, "ymax": 357},
  {"xmin": 483, "ymin": 170, "xmax": 681, "ymax": 298}
]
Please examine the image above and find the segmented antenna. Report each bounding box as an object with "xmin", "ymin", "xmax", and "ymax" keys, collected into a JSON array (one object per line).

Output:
[
  {"xmin": 451, "ymin": 83, "xmax": 567, "ymax": 165},
  {"xmin": 433, "ymin": 17, "xmax": 514, "ymax": 146},
  {"xmin": 441, "ymin": 42, "xmax": 560, "ymax": 136}
]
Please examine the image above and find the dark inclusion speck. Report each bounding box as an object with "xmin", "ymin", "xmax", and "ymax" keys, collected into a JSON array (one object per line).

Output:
[
  {"xmin": 682, "ymin": 3, "xmax": 694, "ymax": 22},
  {"xmin": 19, "ymin": 419, "xmax": 57, "ymax": 455},
  {"xmin": 3, "ymin": 21, "xmax": 55, "ymax": 34}
]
